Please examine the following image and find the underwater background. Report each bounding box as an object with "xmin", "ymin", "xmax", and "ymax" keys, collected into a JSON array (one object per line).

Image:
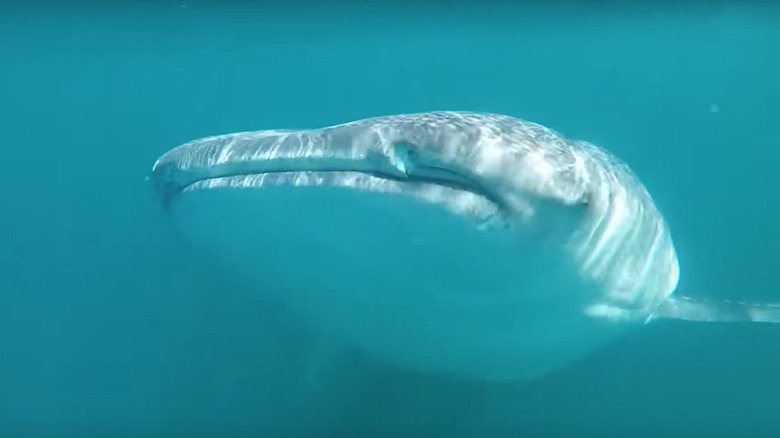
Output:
[{"xmin": 1, "ymin": 1, "xmax": 779, "ymax": 437}]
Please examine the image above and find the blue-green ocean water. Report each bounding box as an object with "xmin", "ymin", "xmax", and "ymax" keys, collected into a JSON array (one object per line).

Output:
[{"xmin": 1, "ymin": 2, "xmax": 779, "ymax": 437}]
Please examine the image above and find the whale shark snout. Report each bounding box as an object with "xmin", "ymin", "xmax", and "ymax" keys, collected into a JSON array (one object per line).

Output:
[{"xmin": 150, "ymin": 112, "xmax": 683, "ymax": 382}]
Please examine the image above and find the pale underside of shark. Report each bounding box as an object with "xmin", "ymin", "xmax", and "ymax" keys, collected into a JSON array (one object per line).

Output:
[{"xmin": 150, "ymin": 111, "xmax": 780, "ymax": 383}]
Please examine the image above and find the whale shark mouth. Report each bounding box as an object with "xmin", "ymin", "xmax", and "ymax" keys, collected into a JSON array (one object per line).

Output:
[
  {"xmin": 161, "ymin": 165, "xmax": 501, "ymax": 212},
  {"xmin": 151, "ymin": 142, "xmax": 508, "ymax": 218}
]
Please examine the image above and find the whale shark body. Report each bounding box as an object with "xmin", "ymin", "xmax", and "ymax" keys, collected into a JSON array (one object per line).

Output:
[{"xmin": 150, "ymin": 111, "xmax": 780, "ymax": 383}]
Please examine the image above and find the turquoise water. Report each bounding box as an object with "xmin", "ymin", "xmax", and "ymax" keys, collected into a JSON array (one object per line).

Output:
[{"xmin": 1, "ymin": 2, "xmax": 779, "ymax": 437}]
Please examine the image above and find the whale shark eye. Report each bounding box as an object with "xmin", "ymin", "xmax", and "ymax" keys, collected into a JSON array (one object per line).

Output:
[
  {"xmin": 388, "ymin": 142, "xmax": 509, "ymax": 211},
  {"xmin": 393, "ymin": 143, "xmax": 417, "ymax": 160}
]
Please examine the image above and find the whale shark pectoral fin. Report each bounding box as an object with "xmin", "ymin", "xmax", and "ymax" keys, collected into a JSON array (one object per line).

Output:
[{"xmin": 649, "ymin": 295, "xmax": 780, "ymax": 323}]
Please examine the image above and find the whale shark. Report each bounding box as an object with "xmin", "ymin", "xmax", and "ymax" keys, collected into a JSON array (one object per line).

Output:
[{"xmin": 150, "ymin": 111, "xmax": 780, "ymax": 383}]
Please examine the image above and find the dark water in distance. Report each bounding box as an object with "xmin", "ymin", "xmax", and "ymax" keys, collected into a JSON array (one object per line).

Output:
[{"xmin": 1, "ymin": 2, "xmax": 779, "ymax": 437}]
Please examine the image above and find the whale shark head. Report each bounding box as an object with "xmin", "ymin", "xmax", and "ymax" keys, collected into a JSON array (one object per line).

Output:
[{"xmin": 150, "ymin": 111, "xmax": 681, "ymax": 382}]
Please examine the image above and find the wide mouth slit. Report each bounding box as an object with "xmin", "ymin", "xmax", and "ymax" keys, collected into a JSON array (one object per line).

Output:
[{"xmin": 156, "ymin": 163, "xmax": 507, "ymax": 213}]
